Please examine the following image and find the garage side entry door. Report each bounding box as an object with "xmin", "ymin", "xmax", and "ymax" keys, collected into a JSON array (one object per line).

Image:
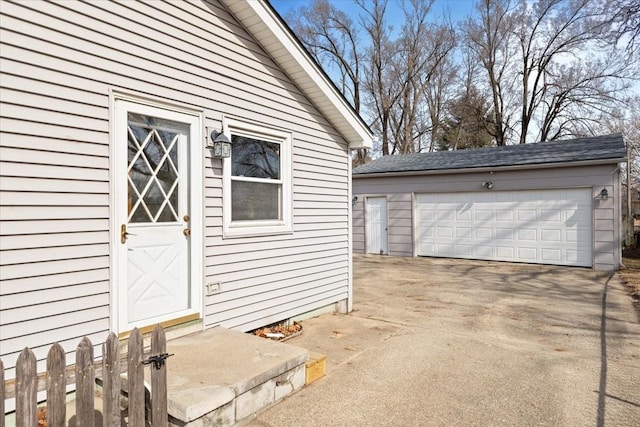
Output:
[
  {"xmin": 366, "ymin": 197, "xmax": 388, "ymax": 255},
  {"xmin": 416, "ymin": 189, "xmax": 592, "ymax": 267}
]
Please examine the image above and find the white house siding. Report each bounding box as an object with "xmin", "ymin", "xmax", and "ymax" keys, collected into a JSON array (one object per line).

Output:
[
  {"xmin": 1, "ymin": 0, "xmax": 350, "ymax": 378},
  {"xmin": 352, "ymin": 164, "xmax": 621, "ymax": 270}
]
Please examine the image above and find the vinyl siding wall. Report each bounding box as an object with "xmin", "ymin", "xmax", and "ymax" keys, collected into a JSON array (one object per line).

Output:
[
  {"xmin": 0, "ymin": 0, "xmax": 350, "ymax": 378},
  {"xmin": 352, "ymin": 164, "xmax": 621, "ymax": 270}
]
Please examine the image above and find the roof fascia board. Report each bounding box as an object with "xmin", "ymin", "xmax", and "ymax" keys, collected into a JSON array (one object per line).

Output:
[
  {"xmin": 353, "ymin": 157, "xmax": 627, "ymax": 179},
  {"xmin": 222, "ymin": 0, "xmax": 373, "ymax": 150}
]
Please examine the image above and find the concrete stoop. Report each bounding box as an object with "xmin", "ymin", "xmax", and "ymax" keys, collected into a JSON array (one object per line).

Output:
[{"xmin": 163, "ymin": 327, "xmax": 308, "ymax": 427}]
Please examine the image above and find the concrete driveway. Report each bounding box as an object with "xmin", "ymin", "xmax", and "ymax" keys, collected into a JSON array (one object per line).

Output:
[{"xmin": 249, "ymin": 254, "xmax": 640, "ymax": 427}]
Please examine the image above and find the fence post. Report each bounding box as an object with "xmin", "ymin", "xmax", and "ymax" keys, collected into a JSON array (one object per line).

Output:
[
  {"xmin": 15, "ymin": 348, "xmax": 37, "ymax": 427},
  {"xmin": 128, "ymin": 328, "xmax": 145, "ymax": 427},
  {"xmin": 102, "ymin": 332, "xmax": 121, "ymax": 426},
  {"xmin": 75, "ymin": 337, "xmax": 95, "ymax": 427},
  {"xmin": 46, "ymin": 343, "xmax": 66, "ymax": 427},
  {"xmin": 151, "ymin": 325, "xmax": 168, "ymax": 427}
]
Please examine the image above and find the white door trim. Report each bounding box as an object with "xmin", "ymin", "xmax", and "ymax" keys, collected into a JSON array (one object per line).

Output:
[{"xmin": 110, "ymin": 96, "xmax": 203, "ymax": 333}]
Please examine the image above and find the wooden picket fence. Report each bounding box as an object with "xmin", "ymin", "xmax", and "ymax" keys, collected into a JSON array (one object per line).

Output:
[{"xmin": 1, "ymin": 325, "xmax": 170, "ymax": 427}]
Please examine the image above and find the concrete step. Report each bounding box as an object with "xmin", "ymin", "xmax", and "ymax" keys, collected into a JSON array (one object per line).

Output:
[{"xmin": 163, "ymin": 327, "xmax": 308, "ymax": 427}]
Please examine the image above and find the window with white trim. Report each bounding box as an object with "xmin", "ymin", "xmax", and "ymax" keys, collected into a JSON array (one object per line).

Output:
[{"xmin": 223, "ymin": 119, "xmax": 292, "ymax": 236}]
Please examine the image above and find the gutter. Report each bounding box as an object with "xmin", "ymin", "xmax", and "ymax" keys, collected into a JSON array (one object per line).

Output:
[{"xmin": 352, "ymin": 157, "xmax": 628, "ymax": 179}]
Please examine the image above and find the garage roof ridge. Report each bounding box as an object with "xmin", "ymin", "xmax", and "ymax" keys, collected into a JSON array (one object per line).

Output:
[{"xmin": 353, "ymin": 133, "xmax": 626, "ymax": 175}]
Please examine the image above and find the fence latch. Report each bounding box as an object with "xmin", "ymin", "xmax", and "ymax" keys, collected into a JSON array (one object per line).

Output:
[{"xmin": 143, "ymin": 353, "xmax": 174, "ymax": 370}]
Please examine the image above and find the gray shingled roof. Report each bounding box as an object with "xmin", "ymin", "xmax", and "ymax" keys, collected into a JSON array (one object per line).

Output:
[{"xmin": 353, "ymin": 134, "xmax": 626, "ymax": 175}]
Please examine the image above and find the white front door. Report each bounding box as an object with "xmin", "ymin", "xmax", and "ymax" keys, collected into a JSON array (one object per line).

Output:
[
  {"xmin": 114, "ymin": 100, "xmax": 201, "ymax": 332},
  {"xmin": 366, "ymin": 197, "xmax": 388, "ymax": 255}
]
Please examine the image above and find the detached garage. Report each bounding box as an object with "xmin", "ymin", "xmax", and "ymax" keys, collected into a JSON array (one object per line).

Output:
[{"xmin": 352, "ymin": 134, "xmax": 627, "ymax": 270}]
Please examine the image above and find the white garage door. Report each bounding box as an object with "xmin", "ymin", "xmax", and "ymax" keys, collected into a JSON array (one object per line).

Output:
[{"xmin": 416, "ymin": 189, "xmax": 592, "ymax": 267}]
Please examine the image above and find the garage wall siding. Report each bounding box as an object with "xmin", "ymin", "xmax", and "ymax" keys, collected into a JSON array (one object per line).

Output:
[
  {"xmin": 387, "ymin": 193, "xmax": 413, "ymax": 256},
  {"xmin": 353, "ymin": 200, "xmax": 365, "ymax": 252},
  {"xmin": 353, "ymin": 164, "xmax": 621, "ymax": 270},
  {"xmin": 1, "ymin": 0, "xmax": 350, "ymax": 377}
]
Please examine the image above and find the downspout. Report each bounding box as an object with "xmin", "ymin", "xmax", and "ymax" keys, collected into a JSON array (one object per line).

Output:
[
  {"xmin": 627, "ymin": 144, "xmax": 632, "ymax": 247},
  {"xmin": 347, "ymin": 153, "xmax": 354, "ymax": 313}
]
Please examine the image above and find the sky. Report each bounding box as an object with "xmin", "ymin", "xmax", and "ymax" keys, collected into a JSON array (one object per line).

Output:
[
  {"xmin": 269, "ymin": 0, "xmax": 478, "ymax": 27},
  {"xmin": 268, "ymin": 0, "xmax": 640, "ymax": 143}
]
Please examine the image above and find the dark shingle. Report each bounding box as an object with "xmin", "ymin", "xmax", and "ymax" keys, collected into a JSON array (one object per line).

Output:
[{"xmin": 353, "ymin": 134, "xmax": 626, "ymax": 175}]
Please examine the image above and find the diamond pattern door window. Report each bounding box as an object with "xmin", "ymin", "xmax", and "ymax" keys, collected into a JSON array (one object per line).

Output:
[{"xmin": 127, "ymin": 113, "xmax": 189, "ymax": 223}]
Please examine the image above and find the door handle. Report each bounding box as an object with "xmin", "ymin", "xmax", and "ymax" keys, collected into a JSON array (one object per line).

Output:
[
  {"xmin": 183, "ymin": 228, "xmax": 191, "ymax": 236},
  {"xmin": 121, "ymin": 224, "xmax": 130, "ymax": 244}
]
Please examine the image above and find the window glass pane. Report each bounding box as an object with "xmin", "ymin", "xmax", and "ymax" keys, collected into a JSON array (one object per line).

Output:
[
  {"xmin": 131, "ymin": 203, "xmax": 152, "ymax": 223},
  {"xmin": 128, "ymin": 128, "xmax": 152, "ymax": 194},
  {"xmin": 144, "ymin": 180, "xmax": 164, "ymax": 219},
  {"xmin": 156, "ymin": 203, "xmax": 175, "ymax": 222},
  {"xmin": 127, "ymin": 113, "xmax": 185, "ymax": 223},
  {"xmin": 231, "ymin": 135, "xmax": 280, "ymax": 179},
  {"xmin": 231, "ymin": 181, "xmax": 281, "ymax": 221}
]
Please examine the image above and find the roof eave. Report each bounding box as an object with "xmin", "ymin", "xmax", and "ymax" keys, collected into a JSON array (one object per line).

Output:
[
  {"xmin": 352, "ymin": 157, "xmax": 627, "ymax": 179},
  {"xmin": 221, "ymin": 0, "xmax": 374, "ymax": 150}
]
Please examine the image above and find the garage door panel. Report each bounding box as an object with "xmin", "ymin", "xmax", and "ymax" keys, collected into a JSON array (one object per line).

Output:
[
  {"xmin": 457, "ymin": 210, "xmax": 472, "ymax": 220},
  {"xmin": 419, "ymin": 242, "xmax": 435, "ymax": 254},
  {"xmin": 541, "ymin": 210, "xmax": 562, "ymax": 222},
  {"xmin": 416, "ymin": 189, "xmax": 592, "ymax": 267},
  {"xmin": 420, "ymin": 226, "xmax": 435, "ymax": 238},
  {"xmin": 518, "ymin": 247, "xmax": 537, "ymax": 260},
  {"xmin": 515, "ymin": 192, "xmax": 528, "ymax": 202},
  {"xmin": 438, "ymin": 227, "xmax": 453, "ymax": 238},
  {"xmin": 541, "ymin": 229, "xmax": 561, "ymax": 242},
  {"xmin": 456, "ymin": 245, "xmax": 473, "ymax": 256},
  {"xmin": 542, "ymin": 248, "xmax": 562, "ymax": 262},
  {"xmin": 476, "ymin": 228, "xmax": 492, "ymax": 239},
  {"xmin": 420, "ymin": 210, "xmax": 435, "ymax": 221},
  {"xmin": 456, "ymin": 227, "xmax": 472, "ymax": 238},
  {"xmin": 566, "ymin": 250, "xmax": 580, "ymax": 263},
  {"xmin": 474, "ymin": 193, "xmax": 495, "ymax": 203},
  {"xmin": 496, "ymin": 246, "xmax": 514, "ymax": 258},
  {"xmin": 496, "ymin": 192, "xmax": 516, "ymax": 202},
  {"xmin": 475, "ymin": 210, "xmax": 492, "ymax": 221},
  {"xmin": 565, "ymin": 229, "xmax": 579, "ymax": 242},
  {"xmin": 518, "ymin": 229, "xmax": 537, "ymax": 240},
  {"xmin": 567, "ymin": 209, "xmax": 590, "ymax": 222},
  {"xmin": 438, "ymin": 243, "xmax": 454, "ymax": 256},
  {"xmin": 495, "ymin": 210, "xmax": 514, "ymax": 221},
  {"xmin": 572, "ymin": 189, "xmax": 593, "ymax": 202},
  {"xmin": 518, "ymin": 210, "xmax": 537, "ymax": 221},
  {"xmin": 476, "ymin": 246, "xmax": 493, "ymax": 257},
  {"xmin": 438, "ymin": 210, "xmax": 453, "ymax": 220},
  {"xmin": 495, "ymin": 228, "xmax": 514, "ymax": 240}
]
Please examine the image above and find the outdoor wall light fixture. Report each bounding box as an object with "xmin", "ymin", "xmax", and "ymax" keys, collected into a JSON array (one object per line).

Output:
[
  {"xmin": 598, "ymin": 188, "xmax": 608, "ymax": 200},
  {"xmin": 352, "ymin": 196, "xmax": 358, "ymax": 207},
  {"xmin": 207, "ymin": 130, "xmax": 232, "ymax": 158},
  {"xmin": 481, "ymin": 181, "xmax": 493, "ymax": 190}
]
